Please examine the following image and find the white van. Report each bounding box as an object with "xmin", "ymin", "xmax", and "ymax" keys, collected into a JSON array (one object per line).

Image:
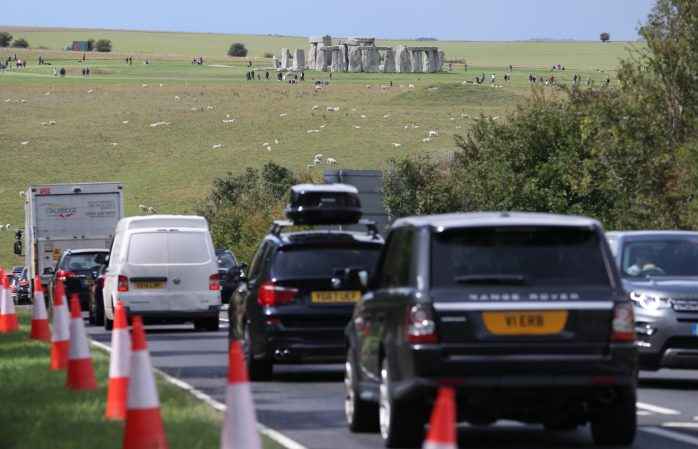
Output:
[{"xmin": 102, "ymin": 215, "xmax": 221, "ymax": 331}]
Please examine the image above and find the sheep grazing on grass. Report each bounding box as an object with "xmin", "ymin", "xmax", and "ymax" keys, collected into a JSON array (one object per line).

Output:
[
  {"xmin": 20, "ymin": 141, "xmax": 29, "ymax": 145},
  {"xmin": 327, "ymin": 158, "xmax": 337, "ymax": 165},
  {"xmin": 174, "ymin": 96, "xmax": 180, "ymax": 100},
  {"xmin": 122, "ymin": 120, "xmax": 129, "ymax": 124},
  {"xmin": 314, "ymin": 154, "xmax": 324, "ymax": 161},
  {"xmin": 138, "ymin": 205, "xmax": 148, "ymax": 212},
  {"xmin": 360, "ymin": 114, "xmax": 367, "ymax": 119},
  {"xmin": 148, "ymin": 207, "xmax": 157, "ymax": 214},
  {"xmin": 320, "ymin": 124, "xmax": 326, "ymax": 128},
  {"xmin": 212, "ymin": 143, "xmax": 223, "ymax": 149},
  {"xmin": 207, "ymin": 106, "xmax": 214, "ymax": 110},
  {"xmin": 461, "ymin": 113, "xmax": 470, "ymax": 119},
  {"xmin": 383, "ymin": 114, "xmax": 391, "ymax": 118},
  {"xmin": 279, "ymin": 112, "xmax": 288, "ymax": 117},
  {"xmin": 262, "ymin": 142, "xmax": 269, "ymax": 147},
  {"xmin": 352, "ymin": 125, "xmax": 361, "ymax": 129},
  {"xmin": 87, "ymin": 89, "xmax": 93, "ymax": 93},
  {"xmin": 408, "ymin": 84, "xmax": 415, "ymax": 89},
  {"xmin": 392, "ymin": 143, "xmax": 402, "ymax": 148},
  {"xmin": 307, "ymin": 129, "xmax": 320, "ymax": 133},
  {"xmin": 311, "ymin": 105, "xmax": 319, "ymax": 110},
  {"xmin": 381, "ymin": 85, "xmax": 389, "ymax": 90},
  {"xmin": 274, "ymin": 139, "xmax": 279, "ymax": 145},
  {"xmin": 422, "ymin": 137, "xmax": 432, "ymax": 143},
  {"xmin": 222, "ymin": 119, "xmax": 235, "ymax": 123},
  {"xmin": 428, "ymin": 130, "xmax": 439, "ymax": 137},
  {"xmin": 266, "ymin": 146, "xmax": 272, "ymax": 152}
]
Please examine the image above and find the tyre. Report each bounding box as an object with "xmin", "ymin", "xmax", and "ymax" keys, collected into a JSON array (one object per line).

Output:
[
  {"xmin": 591, "ymin": 389, "xmax": 636, "ymax": 446},
  {"xmin": 243, "ymin": 325, "xmax": 272, "ymax": 381},
  {"xmin": 345, "ymin": 349, "xmax": 379, "ymax": 432},
  {"xmin": 379, "ymin": 358, "xmax": 426, "ymax": 448},
  {"xmin": 95, "ymin": 296, "xmax": 105, "ymax": 326},
  {"xmin": 87, "ymin": 297, "xmax": 96, "ymax": 324},
  {"xmin": 104, "ymin": 302, "xmax": 114, "ymax": 331},
  {"xmin": 205, "ymin": 317, "xmax": 220, "ymax": 332}
]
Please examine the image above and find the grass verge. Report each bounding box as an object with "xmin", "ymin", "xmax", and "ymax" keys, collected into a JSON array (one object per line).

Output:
[{"xmin": 0, "ymin": 310, "xmax": 285, "ymax": 449}]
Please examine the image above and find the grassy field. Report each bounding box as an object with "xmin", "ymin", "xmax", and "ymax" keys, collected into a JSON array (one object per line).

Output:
[
  {"xmin": 0, "ymin": 28, "xmax": 635, "ymax": 268},
  {"xmin": 0, "ymin": 310, "xmax": 284, "ymax": 449}
]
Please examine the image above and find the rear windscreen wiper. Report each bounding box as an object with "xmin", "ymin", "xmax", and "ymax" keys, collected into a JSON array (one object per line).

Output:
[{"xmin": 453, "ymin": 274, "xmax": 528, "ymax": 285}]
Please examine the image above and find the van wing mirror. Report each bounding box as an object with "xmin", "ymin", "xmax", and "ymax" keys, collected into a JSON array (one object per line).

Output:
[
  {"xmin": 44, "ymin": 267, "xmax": 54, "ymax": 275},
  {"xmin": 95, "ymin": 253, "xmax": 107, "ymax": 264}
]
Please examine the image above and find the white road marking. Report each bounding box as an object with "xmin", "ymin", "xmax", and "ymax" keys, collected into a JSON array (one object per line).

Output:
[
  {"xmin": 636, "ymin": 402, "xmax": 681, "ymax": 415},
  {"xmin": 663, "ymin": 422, "xmax": 698, "ymax": 429},
  {"xmin": 641, "ymin": 427, "xmax": 698, "ymax": 446},
  {"xmin": 90, "ymin": 339, "xmax": 307, "ymax": 449}
]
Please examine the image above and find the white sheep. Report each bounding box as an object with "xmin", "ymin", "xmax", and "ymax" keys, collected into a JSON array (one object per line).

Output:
[
  {"xmin": 422, "ymin": 137, "xmax": 432, "ymax": 143},
  {"xmin": 327, "ymin": 158, "xmax": 337, "ymax": 165},
  {"xmin": 266, "ymin": 146, "xmax": 272, "ymax": 152},
  {"xmin": 87, "ymin": 90, "xmax": 93, "ymax": 93},
  {"xmin": 148, "ymin": 207, "xmax": 157, "ymax": 214},
  {"xmin": 320, "ymin": 124, "xmax": 327, "ymax": 128},
  {"xmin": 461, "ymin": 113, "xmax": 470, "ymax": 118},
  {"xmin": 212, "ymin": 144, "xmax": 223, "ymax": 149},
  {"xmin": 174, "ymin": 96, "xmax": 180, "ymax": 100},
  {"xmin": 307, "ymin": 129, "xmax": 319, "ymax": 133},
  {"xmin": 408, "ymin": 84, "xmax": 415, "ymax": 89},
  {"xmin": 122, "ymin": 120, "xmax": 129, "ymax": 124},
  {"xmin": 311, "ymin": 105, "xmax": 319, "ymax": 110},
  {"xmin": 279, "ymin": 112, "xmax": 287, "ymax": 117},
  {"xmin": 222, "ymin": 119, "xmax": 235, "ymax": 123},
  {"xmin": 360, "ymin": 114, "xmax": 367, "ymax": 119},
  {"xmin": 333, "ymin": 106, "xmax": 340, "ymax": 112},
  {"xmin": 313, "ymin": 157, "xmax": 322, "ymax": 165},
  {"xmin": 383, "ymin": 114, "xmax": 391, "ymax": 118},
  {"xmin": 381, "ymin": 85, "xmax": 389, "ymax": 90},
  {"xmin": 138, "ymin": 205, "xmax": 148, "ymax": 212},
  {"xmin": 428, "ymin": 130, "xmax": 439, "ymax": 137},
  {"xmin": 392, "ymin": 143, "xmax": 402, "ymax": 148},
  {"xmin": 314, "ymin": 154, "xmax": 324, "ymax": 161},
  {"xmin": 274, "ymin": 139, "xmax": 279, "ymax": 145},
  {"xmin": 207, "ymin": 106, "xmax": 214, "ymax": 110},
  {"xmin": 20, "ymin": 141, "xmax": 29, "ymax": 145},
  {"xmin": 262, "ymin": 142, "xmax": 269, "ymax": 147},
  {"xmin": 353, "ymin": 125, "xmax": 361, "ymax": 129}
]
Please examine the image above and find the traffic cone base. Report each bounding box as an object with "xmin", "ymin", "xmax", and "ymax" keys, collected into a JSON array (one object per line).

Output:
[
  {"xmin": 67, "ymin": 358, "xmax": 98, "ymax": 390},
  {"xmin": 30, "ymin": 318, "xmax": 51, "ymax": 340},
  {"xmin": 106, "ymin": 377, "xmax": 129, "ymax": 420},
  {"xmin": 50, "ymin": 340, "xmax": 70, "ymax": 370},
  {"xmin": 123, "ymin": 408, "xmax": 169, "ymax": 449},
  {"xmin": 221, "ymin": 340, "xmax": 262, "ymax": 449},
  {"xmin": 423, "ymin": 387, "xmax": 457, "ymax": 449},
  {"xmin": 0, "ymin": 282, "xmax": 19, "ymax": 333}
]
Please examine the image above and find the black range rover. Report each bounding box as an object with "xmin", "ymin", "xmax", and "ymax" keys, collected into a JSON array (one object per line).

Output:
[{"xmin": 345, "ymin": 212, "xmax": 638, "ymax": 448}]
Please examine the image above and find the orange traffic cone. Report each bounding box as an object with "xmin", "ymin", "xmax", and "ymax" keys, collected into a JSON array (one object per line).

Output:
[
  {"xmin": 106, "ymin": 301, "xmax": 131, "ymax": 420},
  {"xmin": 123, "ymin": 316, "xmax": 168, "ymax": 449},
  {"xmin": 220, "ymin": 340, "xmax": 262, "ymax": 449},
  {"xmin": 50, "ymin": 281, "xmax": 71, "ymax": 370},
  {"xmin": 0, "ymin": 269, "xmax": 20, "ymax": 333},
  {"xmin": 30, "ymin": 277, "xmax": 51, "ymax": 341},
  {"xmin": 423, "ymin": 387, "xmax": 457, "ymax": 449},
  {"xmin": 66, "ymin": 294, "xmax": 98, "ymax": 390}
]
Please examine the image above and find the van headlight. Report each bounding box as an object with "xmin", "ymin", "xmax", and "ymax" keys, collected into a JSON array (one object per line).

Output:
[{"xmin": 629, "ymin": 291, "xmax": 671, "ymax": 311}]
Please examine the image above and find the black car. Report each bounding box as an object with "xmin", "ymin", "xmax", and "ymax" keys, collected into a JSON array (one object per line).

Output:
[
  {"xmin": 229, "ymin": 184, "xmax": 384, "ymax": 380},
  {"xmin": 216, "ymin": 248, "xmax": 244, "ymax": 304},
  {"xmin": 88, "ymin": 263, "xmax": 108, "ymax": 325},
  {"xmin": 345, "ymin": 212, "xmax": 638, "ymax": 448},
  {"xmin": 11, "ymin": 267, "xmax": 31, "ymax": 305},
  {"xmin": 47, "ymin": 248, "xmax": 109, "ymax": 309}
]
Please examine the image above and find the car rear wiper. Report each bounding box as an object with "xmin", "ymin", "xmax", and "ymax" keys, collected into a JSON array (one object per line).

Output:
[{"xmin": 453, "ymin": 274, "xmax": 528, "ymax": 285}]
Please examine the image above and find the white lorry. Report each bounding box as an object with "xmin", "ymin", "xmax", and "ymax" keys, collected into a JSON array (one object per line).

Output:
[{"xmin": 18, "ymin": 182, "xmax": 125, "ymax": 290}]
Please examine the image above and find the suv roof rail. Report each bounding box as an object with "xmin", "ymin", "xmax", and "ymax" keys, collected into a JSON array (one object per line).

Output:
[{"xmin": 269, "ymin": 219, "xmax": 380, "ymax": 239}]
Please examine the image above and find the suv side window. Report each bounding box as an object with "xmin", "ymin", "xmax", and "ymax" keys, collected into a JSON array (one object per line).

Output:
[
  {"xmin": 376, "ymin": 228, "xmax": 414, "ymax": 289},
  {"xmin": 247, "ymin": 240, "xmax": 277, "ymax": 283}
]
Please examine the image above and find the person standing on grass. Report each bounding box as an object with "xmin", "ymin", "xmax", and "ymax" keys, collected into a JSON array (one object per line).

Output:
[
  {"xmin": 491, "ymin": 73, "xmax": 496, "ymax": 84},
  {"xmin": 53, "ymin": 67, "xmax": 57, "ymax": 76}
]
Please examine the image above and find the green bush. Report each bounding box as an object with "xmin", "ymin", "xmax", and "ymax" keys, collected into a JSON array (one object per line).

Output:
[
  {"xmin": 262, "ymin": 52, "xmax": 273, "ymax": 58},
  {"xmin": 94, "ymin": 39, "xmax": 112, "ymax": 52},
  {"xmin": 0, "ymin": 32, "xmax": 12, "ymax": 47},
  {"xmin": 11, "ymin": 38, "xmax": 29, "ymax": 48},
  {"xmin": 227, "ymin": 43, "xmax": 248, "ymax": 57},
  {"xmin": 87, "ymin": 38, "xmax": 95, "ymax": 51}
]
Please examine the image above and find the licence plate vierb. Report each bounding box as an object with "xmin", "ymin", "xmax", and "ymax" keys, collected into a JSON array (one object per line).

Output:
[
  {"xmin": 311, "ymin": 291, "xmax": 361, "ymax": 303},
  {"xmin": 482, "ymin": 311, "xmax": 568, "ymax": 335}
]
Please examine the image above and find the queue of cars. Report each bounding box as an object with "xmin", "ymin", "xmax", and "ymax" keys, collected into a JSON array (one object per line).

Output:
[{"xmin": 9, "ymin": 181, "xmax": 698, "ymax": 447}]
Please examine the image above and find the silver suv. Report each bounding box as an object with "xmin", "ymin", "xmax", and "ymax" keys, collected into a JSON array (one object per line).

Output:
[{"xmin": 607, "ymin": 231, "xmax": 698, "ymax": 370}]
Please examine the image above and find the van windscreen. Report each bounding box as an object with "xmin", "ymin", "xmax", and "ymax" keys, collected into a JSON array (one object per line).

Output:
[{"xmin": 127, "ymin": 232, "xmax": 210, "ymax": 264}]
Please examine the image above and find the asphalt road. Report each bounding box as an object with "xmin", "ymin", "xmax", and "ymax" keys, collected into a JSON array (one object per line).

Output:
[{"xmin": 82, "ymin": 310, "xmax": 698, "ymax": 449}]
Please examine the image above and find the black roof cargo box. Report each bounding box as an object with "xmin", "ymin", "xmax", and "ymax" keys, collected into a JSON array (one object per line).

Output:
[{"xmin": 284, "ymin": 184, "xmax": 362, "ymax": 225}]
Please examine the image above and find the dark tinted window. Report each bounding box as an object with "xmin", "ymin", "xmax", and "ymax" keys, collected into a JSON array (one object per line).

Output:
[
  {"xmin": 432, "ymin": 226, "xmax": 611, "ymax": 287},
  {"xmin": 272, "ymin": 245, "xmax": 381, "ymax": 278},
  {"xmin": 247, "ymin": 242, "xmax": 272, "ymax": 282},
  {"xmin": 621, "ymin": 238, "xmax": 698, "ymax": 277},
  {"xmin": 377, "ymin": 228, "xmax": 414, "ymax": 288},
  {"xmin": 62, "ymin": 252, "xmax": 107, "ymax": 271}
]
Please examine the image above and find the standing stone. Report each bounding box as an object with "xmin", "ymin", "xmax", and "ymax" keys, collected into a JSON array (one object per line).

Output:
[
  {"xmin": 339, "ymin": 44, "xmax": 348, "ymax": 72},
  {"xmin": 316, "ymin": 48, "xmax": 330, "ymax": 71},
  {"xmin": 395, "ymin": 46, "xmax": 411, "ymax": 73},
  {"xmin": 383, "ymin": 48, "xmax": 395, "ymax": 73},
  {"xmin": 437, "ymin": 51, "xmax": 445, "ymax": 72},
  {"xmin": 411, "ymin": 50, "xmax": 423, "ymax": 73},
  {"xmin": 362, "ymin": 47, "xmax": 380, "ymax": 72},
  {"xmin": 331, "ymin": 49, "xmax": 346, "ymax": 72},
  {"xmin": 348, "ymin": 46, "xmax": 363, "ymax": 72},
  {"xmin": 280, "ymin": 48, "xmax": 291, "ymax": 69},
  {"xmin": 422, "ymin": 51, "xmax": 434, "ymax": 73},
  {"xmin": 292, "ymin": 49, "xmax": 305, "ymax": 71},
  {"xmin": 308, "ymin": 44, "xmax": 317, "ymax": 70},
  {"xmin": 272, "ymin": 55, "xmax": 279, "ymax": 69}
]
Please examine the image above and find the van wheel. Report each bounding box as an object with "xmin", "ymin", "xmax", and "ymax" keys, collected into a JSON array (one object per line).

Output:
[
  {"xmin": 591, "ymin": 388, "xmax": 636, "ymax": 446},
  {"xmin": 379, "ymin": 358, "xmax": 425, "ymax": 448},
  {"xmin": 205, "ymin": 317, "xmax": 219, "ymax": 332},
  {"xmin": 104, "ymin": 316, "xmax": 113, "ymax": 331}
]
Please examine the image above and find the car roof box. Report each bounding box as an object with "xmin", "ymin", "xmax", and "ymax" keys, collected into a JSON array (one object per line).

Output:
[{"xmin": 284, "ymin": 184, "xmax": 362, "ymax": 225}]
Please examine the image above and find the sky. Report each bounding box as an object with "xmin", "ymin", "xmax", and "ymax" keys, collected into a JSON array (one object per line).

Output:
[{"xmin": 5, "ymin": 0, "xmax": 656, "ymax": 41}]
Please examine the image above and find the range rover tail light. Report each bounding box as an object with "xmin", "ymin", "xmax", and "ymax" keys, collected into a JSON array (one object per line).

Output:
[{"xmin": 405, "ymin": 304, "xmax": 438, "ymax": 344}]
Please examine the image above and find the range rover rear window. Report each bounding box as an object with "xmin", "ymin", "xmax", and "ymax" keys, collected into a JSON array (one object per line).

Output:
[{"xmin": 431, "ymin": 226, "xmax": 611, "ymax": 288}]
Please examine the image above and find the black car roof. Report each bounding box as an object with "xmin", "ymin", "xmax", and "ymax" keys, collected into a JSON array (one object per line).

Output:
[
  {"xmin": 392, "ymin": 212, "xmax": 602, "ymax": 231},
  {"xmin": 276, "ymin": 230, "xmax": 384, "ymax": 246}
]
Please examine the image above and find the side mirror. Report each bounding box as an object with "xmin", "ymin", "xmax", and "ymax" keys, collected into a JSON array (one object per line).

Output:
[
  {"xmin": 44, "ymin": 267, "xmax": 54, "ymax": 275},
  {"xmin": 344, "ymin": 266, "xmax": 369, "ymax": 292},
  {"xmin": 13, "ymin": 240, "xmax": 22, "ymax": 255},
  {"xmin": 237, "ymin": 262, "xmax": 249, "ymax": 282}
]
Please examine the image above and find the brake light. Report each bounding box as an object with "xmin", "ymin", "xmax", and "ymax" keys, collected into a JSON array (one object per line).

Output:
[
  {"xmin": 57, "ymin": 270, "xmax": 75, "ymax": 282},
  {"xmin": 19, "ymin": 280, "xmax": 29, "ymax": 286},
  {"xmin": 209, "ymin": 274, "xmax": 220, "ymax": 291},
  {"xmin": 610, "ymin": 302, "xmax": 635, "ymax": 342},
  {"xmin": 117, "ymin": 275, "xmax": 129, "ymax": 292},
  {"xmin": 258, "ymin": 281, "xmax": 298, "ymax": 306},
  {"xmin": 406, "ymin": 304, "xmax": 438, "ymax": 344},
  {"xmin": 97, "ymin": 277, "xmax": 105, "ymax": 288}
]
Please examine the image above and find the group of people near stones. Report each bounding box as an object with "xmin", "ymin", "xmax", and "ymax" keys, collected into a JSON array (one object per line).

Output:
[{"xmin": 246, "ymin": 69, "xmax": 305, "ymax": 83}]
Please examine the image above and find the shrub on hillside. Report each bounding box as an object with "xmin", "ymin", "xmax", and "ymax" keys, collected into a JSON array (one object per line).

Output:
[
  {"xmin": 600, "ymin": 32, "xmax": 610, "ymax": 42},
  {"xmin": 87, "ymin": 38, "xmax": 95, "ymax": 51},
  {"xmin": 228, "ymin": 43, "xmax": 248, "ymax": 57},
  {"xmin": 95, "ymin": 39, "xmax": 112, "ymax": 52},
  {"xmin": 0, "ymin": 32, "xmax": 12, "ymax": 47},
  {"xmin": 11, "ymin": 38, "xmax": 29, "ymax": 48},
  {"xmin": 262, "ymin": 52, "xmax": 273, "ymax": 58}
]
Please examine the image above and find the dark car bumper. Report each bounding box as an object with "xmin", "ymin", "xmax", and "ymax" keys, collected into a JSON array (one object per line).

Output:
[
  {"xmin": 258, "ymin": 321, "xmax": 348, "ymax": 363},
  {"xmin": 123, "ymin": 307, "xmax": 220, "ymax": 324}
]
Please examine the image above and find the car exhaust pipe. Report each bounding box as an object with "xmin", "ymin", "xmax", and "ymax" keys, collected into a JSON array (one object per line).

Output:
[{"xmin": 273, "ymin": 349, "xmax": 292, "ymax": 360}]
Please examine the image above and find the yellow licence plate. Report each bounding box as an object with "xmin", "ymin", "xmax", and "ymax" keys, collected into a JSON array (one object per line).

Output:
[
  {"xmin": 84, "ymin": 279, "xmax": 93, "ymax": 286},
  {"xmin": 133, "ymin": 282, "xmax": 165, "ymax": 289},
  {"xmin": 482, "ymin": 311, "xmax": 568, "ymax": 335},
  {"xmin": 311, "ymin": 291, "xmax": 361, "ymax": 303}
]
